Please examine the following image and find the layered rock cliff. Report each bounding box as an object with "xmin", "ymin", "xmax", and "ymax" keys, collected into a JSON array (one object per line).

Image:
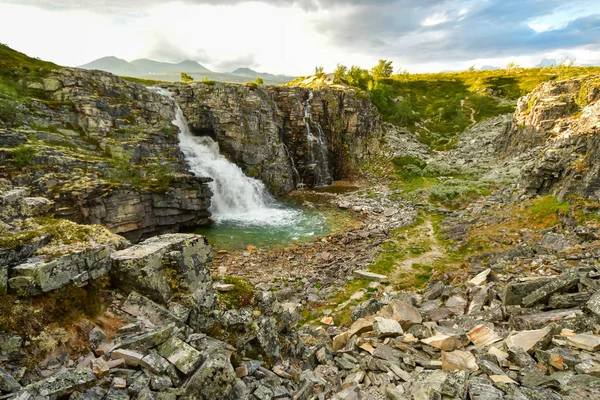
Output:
[
  {"xmin": 1, "ymin": 66, "xmax": 212, "ymax": 242},
  {"xmin": 499, "ymin": 76, "xmax": 600, "ymax": 200},
  {"xmin": 169, "ymin": 82, "xmax": 383, "ymax": 194}
]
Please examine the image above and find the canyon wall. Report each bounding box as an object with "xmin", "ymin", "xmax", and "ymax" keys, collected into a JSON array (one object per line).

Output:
[{"xmin": 170, "ymin": 82, "xmax": 383, "ymax": 195}]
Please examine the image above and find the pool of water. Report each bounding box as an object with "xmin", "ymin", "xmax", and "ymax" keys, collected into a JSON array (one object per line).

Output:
[{"xmin": 194, "ymin": 202, "xmax": 357, "ymax": 251}]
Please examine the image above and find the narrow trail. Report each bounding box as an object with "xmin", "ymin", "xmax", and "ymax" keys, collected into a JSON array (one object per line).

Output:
[
  {"xmin": 461, "ymin": 99, "xmax": 477, "ymax": 128},
  {"xmin": 391, "ymin": 219, "xmax": 445, "ymax": 280}
]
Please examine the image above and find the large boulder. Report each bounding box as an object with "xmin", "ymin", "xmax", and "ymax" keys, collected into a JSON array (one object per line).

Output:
[{"xmin": 111, "ymin": 233, "xmax": 216, "ymax": 307}]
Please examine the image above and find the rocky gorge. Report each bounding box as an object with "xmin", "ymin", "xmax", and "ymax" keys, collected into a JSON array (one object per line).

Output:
[{"xmin": 3, "ymin": 44, "xmax": 600, "ymax": 400}]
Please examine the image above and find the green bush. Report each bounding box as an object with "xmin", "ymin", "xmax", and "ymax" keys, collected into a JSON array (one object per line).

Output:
[
  {"xmin": 181, "ymin": 72, "xmax": 194, "ymax": 83},
  {"xmin": 146, "ymin": 161, "xmax": 173, "ymax": 192},
  {"xmin": 422, "ymin": 162, "xmax": 459, "ymax": 177},
  {"xmin": 392, "ymin": 155, "xmax": 426, "ymax": 170},
  {"xmin": 13, "ymin": 144, "xmax": 37, "ymax": 166},
  {"xmin": 428, "ymin": 179, "xmax": 490, "ymax": 205}
]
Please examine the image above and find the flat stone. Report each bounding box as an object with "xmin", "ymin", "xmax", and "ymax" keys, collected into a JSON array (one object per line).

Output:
[
  {"xmin": 158, "ymin": 336, "xmax": 203, "ymax": 375},
  {"xmin": 385, "ymin": 387, "xmax": 408, "ymax": 400},
  {"xmin": 442, "ymin": 350, "xmax": 478, "ymax": 372},
  {"xmin": 468, "ymin": 286, "xmax": 490, "ymax": 315},
  {"xmin": 215, "ymin": 284, "xmax": 235, "ymax": 292},
  {"xmin": 353, "ymin": 270, "xmax": 388, "ymax": 282},
  {"xmin": 512, "ymin": 308, "xmax": 583, "ymax": 330},
  {"xmin": 467, "ymin": 325, "xmax": 501, "ymax": 347},
  {"xmin": 424, "ymin": 281, "xmax": 445, "ymax": 300},
  {"xmin": 508, "ymin": 346, "xmax": 538, "ymax": 370},
  {"xmin": 586, "ymin": 290, "xmax": 600, "ymax": 316},
  {"xmin": 373, "ymin": 317, "xmax": 403, "ymax": 339},
  {"xmin": 503, "ymin": 278, "xmax": 553, "ymax": 306},
  {"xmin": 140, "ymin": 352, "xmax": 171, "ymax": 374},
  {"xmin": 412, "ymin": 370, "xmax": 468, "ymax": 399},
  {"xmin": 378, "ymin": 299, "xmax": 422, "ymax": 330},
  {"xmin": 113, "ymin": 377, "xmax": 127, "ymax": 389},
  {"xmin": 568, "ymin": 334, "xmax": 600, "ymax": 351},
  {"xmin": 521, "ymin": 273, "xmax": 579, "ymax": 308},
  {"xmin": 90, "ymin": 358, "xmax": 110, "ymax": 378},
  {"xmin": 149, "ymin": 373, "xmax": 172, "ymax": 390},
  {"xmin": 388, "ymin": 363, "xmax": 411, "ymax": 382},
  {"xmin": 521, "ymin": 372, "xmax": 561, "ymax": 389},
  {"xmin": 421, "ymin": 334, "xmax": 462, "ymax": 351},
  {"xmin": 549, "ymin": 292, "xmax": 591, "ymax": 309},
  {"xmin": 20, "ymin": 368, "xmax": 96, "ymax": 398},
  {"xmin": 505, "ymin": 326, "xmax": 552, "ymax": 353},
  {"xmin": 468, "ymin": 269, "xmax": 491, "ymax": 286},
  {"xmin": 111, "ymin": 349, "xmax": 145, "ymax": 367},
  {"xmin": 468, "ymin": 381, "xmax": 504, "ymax": 400},
  {"xmin": 489, "ymin": 375, "xmax": 516, "ymax": 384},
  {"xmin": 446, "ymin": 294, "xmax": 468, "ymax": 315},
  {"xmin": 235, "ymin": 365, "xmax": 248, "ymax": 378},
  {"xmin": 121, "ymin": 292, "xmax": 186, "ymax": 327},
  {"xmin": 0, "ymin": 366, "xmax": 20, "ymax": 393},
  {"xmin": 118, "ymin": 324, "xmax": 176, "ymax": 352}
]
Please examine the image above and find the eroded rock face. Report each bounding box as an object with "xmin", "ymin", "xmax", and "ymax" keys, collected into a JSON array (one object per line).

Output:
[
  {"xmin": 1, "ymin": 68, "xmax": 213, "ymax": 241},
  {"xmin": 170, "ymin": 82, "xmax": 383, "ymax": 194},
  {"xmin": 499, "ymin": 76, "xmax": 600, "ymax": 199}
]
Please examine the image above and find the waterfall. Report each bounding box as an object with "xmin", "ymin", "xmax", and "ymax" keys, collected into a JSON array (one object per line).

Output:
[
  {"xmin": 151, "ymin": 87, "xmax": 300, "ymax": 226},
  {"xmin": 303, "ymin": 90, "xmax": 333, "ymax": 187}
]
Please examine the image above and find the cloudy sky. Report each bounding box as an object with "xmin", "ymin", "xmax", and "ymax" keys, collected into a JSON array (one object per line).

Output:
[{"xmin": 1, "ymin": 0, "xmax": 599, "ymax": 75}]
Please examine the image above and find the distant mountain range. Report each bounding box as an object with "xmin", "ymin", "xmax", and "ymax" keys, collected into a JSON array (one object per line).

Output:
[{"xmin": 78, "ymin": 57, "xmax": 294, "ymax": 85}]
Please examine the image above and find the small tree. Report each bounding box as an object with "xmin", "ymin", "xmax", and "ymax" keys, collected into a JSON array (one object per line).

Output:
[
  {"xmin": 506, "ymin": 61, "xmax": 520, "ymax": 72},
  {"xmin": 181, "ymin": 72, "xmax": 194, "ymax": 83},
  {"xmin": 346, "ymin": 65, "xmax": 372, "ymax": 90},
  {"xmin": 254, "ymin": 77, "xmax": 264, "ymax": 85},
  {"xmin": 315, "ymin": 66, "xmax": 325, "ymax": 77},
  {"xmin": 333, "ymin": 64, "xmax": 347, "ymax": 84},
  {"xmin": 371, "ymin": 60, "xmax": 393, "ymax": 80}
]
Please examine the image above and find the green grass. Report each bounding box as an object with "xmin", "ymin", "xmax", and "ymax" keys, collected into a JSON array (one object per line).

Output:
[
  {"xmin": 214, "ymin": 276, "xmax": 255, "ymax": 310},
  {"xmin": 528, "ymin": 195, "xmax": 570, "ymax": 223}
]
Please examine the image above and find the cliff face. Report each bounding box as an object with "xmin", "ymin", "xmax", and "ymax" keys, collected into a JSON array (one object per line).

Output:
[
  {"xmin": 499, "ymin": 76, "xmax": 600, "ymax": 200},
  {"xmin": 170, "ymin": 82, "xmax": 383, "ymax": 194},
  {"xmin": 1, "ymin": 68, "xmax": 212, "ymax": 242}
]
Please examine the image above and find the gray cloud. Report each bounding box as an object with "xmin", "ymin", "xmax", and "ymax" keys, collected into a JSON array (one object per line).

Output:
[
  {"xmin": 3, "ymin": 0, "xmax": 413, "ymax": 12},
  {"xmin": 212, "ymin": 54, "xmax": 260, "ymax": 72},
  {"xmin": 147, "ymin": 38, "xmax": 212, "ymax": 64},
  {"xmin": 313, "ymin": 0, "xmax": 600, "ymax": 64},
  {"xmin": 4, "ymin": 0, "xmax": 600, "ymax": 68}
]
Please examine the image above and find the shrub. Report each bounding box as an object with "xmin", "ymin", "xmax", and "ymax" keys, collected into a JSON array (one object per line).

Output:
[
  {"xmin": 422, "ymin": 162, "xmax": 459, "ymax": 177},
  {"xmin": 181, "ymin": 72, "xmax": 194, "ymax": 83},
  {"xmin": 146, "ymin": 161, "xmax": 174, "ymax": 192},
  {"xmin": 392, "ymin": 155, "xmax": 426, "ymax": 170},
  {"xmin": 201, "ymin": 76, "xmax": 215, "ymax": 85},
  {"xmin": 13, "ymin": 144, "xmax": 37, "ymax": 166},
  {"xmin": 254, "ymin": 77, "xmax": 264, "ymax": 85},
  {"xmin": 428, "ymin": 179, "xmax": 490, "ymax": 205}
]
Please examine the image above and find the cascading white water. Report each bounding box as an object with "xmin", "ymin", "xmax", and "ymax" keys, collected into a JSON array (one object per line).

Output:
[
  {"xmin": 151, "ymin": 87, "xmax": 302, "ymax": 226},
  {"xmin": 303, "ymin": 90, "xmax": 333, "ymax": 187}
]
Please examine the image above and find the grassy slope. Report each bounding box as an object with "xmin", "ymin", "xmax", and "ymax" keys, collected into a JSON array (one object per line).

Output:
[{"xmin": 379, "ymin": 66, "xmax": 600, "ymax": 149}]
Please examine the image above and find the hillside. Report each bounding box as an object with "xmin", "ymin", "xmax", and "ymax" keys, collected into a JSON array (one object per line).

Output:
[{"xmin": 289, "ymin": 65, "xmax": 600, "ymax": 149}]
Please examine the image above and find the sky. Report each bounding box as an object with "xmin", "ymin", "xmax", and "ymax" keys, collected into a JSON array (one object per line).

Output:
[{"xmin": 0, "ymin": 0, "xmax": 599, "ymax": 75}]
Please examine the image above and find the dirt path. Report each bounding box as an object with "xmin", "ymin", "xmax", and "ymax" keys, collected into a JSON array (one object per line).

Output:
[
  {"xmin": 461, "ymin": 99, "xmax": 477, "ymax": 127},
  {"xmin": 391, "ymin": 219, "xmax": 445, "ymax": 280}
]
